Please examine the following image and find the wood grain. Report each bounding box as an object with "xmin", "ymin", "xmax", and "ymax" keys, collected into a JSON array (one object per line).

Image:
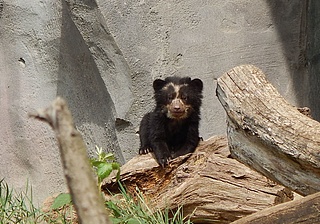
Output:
[{"xmin": 216, "ymin": 64, "xmax": 320, "ymax": 196}]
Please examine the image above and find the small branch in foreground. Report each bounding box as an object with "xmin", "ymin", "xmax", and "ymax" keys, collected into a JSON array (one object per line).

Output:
[{"xmin": 29, "ymin": 97, "xmax": 111, "ymax": 224}]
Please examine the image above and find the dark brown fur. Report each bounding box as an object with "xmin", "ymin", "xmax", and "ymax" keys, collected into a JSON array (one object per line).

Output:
[{"xmin": 139, "ymin": 76, "xmax": 203, "ymax": 167}]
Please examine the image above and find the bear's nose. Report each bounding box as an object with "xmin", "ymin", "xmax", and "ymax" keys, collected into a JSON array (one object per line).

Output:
[{"xmin": 172, "ymin": 99, "xmax": 183, "ymax": 111}]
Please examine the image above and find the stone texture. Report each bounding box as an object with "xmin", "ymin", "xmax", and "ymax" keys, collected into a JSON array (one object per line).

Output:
[{"xmin": 0, "ymin": 0, "xmax": 317, "ymax": 204}]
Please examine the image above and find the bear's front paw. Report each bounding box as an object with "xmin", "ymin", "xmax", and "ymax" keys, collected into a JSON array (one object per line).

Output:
[
  {"xmin": 139, "ymin": 147, "xmax": 153, "ymax": 155},
  {"xmin": 158, "ymin": 155, "xmax": 172, "ymax": 167}
]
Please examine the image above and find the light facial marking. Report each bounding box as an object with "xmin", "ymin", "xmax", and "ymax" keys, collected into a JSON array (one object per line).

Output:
[
  {"xmin": 163, "ymin": 82, "xmax": 177, "ymax": 92},
  {"xmin": 163, "ymin": 82, "xmax": 188, "ymax": 100},
  {"xmin": 164, "ymin": 84, "xmax": 191, "ymax": 119},
  {"xmin": 161, "ymin": 82, "xmax": 192, "ymax": 119},
  {"xmin": 174, "ymin": 85, "xmax": 180, "ymax": 97}
]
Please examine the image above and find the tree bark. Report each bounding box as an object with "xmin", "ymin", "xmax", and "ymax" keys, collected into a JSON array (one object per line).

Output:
[
  {"xmin": 216, "ymin": 64, "xmax": 320, "ymax": 196},
  {"xmin": 29, "ymin": 97, "xmax": 110, "ymax": 224},
  {"xmin": 103, "ymin": 136, "xmax": 299, "ymax": 223},
  {"xmin": 231, "ymin": 192, "xmax": 320, "ymax": 224}
]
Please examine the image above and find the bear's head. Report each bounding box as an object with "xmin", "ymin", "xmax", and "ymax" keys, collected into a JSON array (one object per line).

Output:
[{"xmin": 153, "ymin": 76, "xmax": 203, "ymax": 119}]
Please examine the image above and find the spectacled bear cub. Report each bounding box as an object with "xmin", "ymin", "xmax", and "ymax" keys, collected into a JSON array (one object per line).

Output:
[{"xmin": 139, "ymin": 76, "xmax": 203, "ymax": 167}]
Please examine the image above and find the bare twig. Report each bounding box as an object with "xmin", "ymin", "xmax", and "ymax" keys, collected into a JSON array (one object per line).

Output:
[{"xmin": 30, "ymin": 97, "xmax": 110, "ymax": 224}]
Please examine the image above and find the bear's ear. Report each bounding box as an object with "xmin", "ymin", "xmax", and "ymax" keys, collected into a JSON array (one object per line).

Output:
[
  {"xmin": 182, "ymin": 77, "xmax": 192, "ymax": 84},
  {"xmin": 190, "ymin": 78, "xmax": 203, "ymax": 92},
  {"xmin": 153, "ymin": 79, "xmax": 167, "ymax": 91}
]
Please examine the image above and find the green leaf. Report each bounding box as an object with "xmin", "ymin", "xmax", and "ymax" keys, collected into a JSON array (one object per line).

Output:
[
  {"xmin": 111, "ymin": 162, "xmax": 120, "ymax": 170},
  {"xmin": 127, "ymin": 218, "xmax": 141, "ymax": 224},
  {"xmin": 51, "ymin": 193, "xmax": 72, "ymax": 209},
  {"xmin": 104, "ymin": 152, "xmax": 115, "ymax": 161},
  {"xmin": 109, "ymin": 217, "xmax": 122, "ymax": 224},
  {"xmin": 112, "ymin": 163, "xmax": 121, "ymax": 180},
  {"xmin": 97, "ymin": 162, "xmax": 113, "ymax": 180},
  {"xmin": 91, "ymin": 160, "xmax": 104, "ymax": 168},
  {"xmin": 106, "ymin": 201, "xmax": 122, "ymax": 218}
]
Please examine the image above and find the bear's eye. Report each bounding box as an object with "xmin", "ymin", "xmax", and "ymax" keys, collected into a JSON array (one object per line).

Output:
[{"xmin": 181, "ymin": 95, "xmax": 187, "ymax": 101}]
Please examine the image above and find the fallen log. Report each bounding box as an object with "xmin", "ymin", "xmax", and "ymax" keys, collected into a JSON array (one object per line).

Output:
[
  {"xmin": 231, "ymin": 191, "xmax": 320, "ymax": 224},
  {"xmin": 216, "ymin": 64, "xmax": 320, "ymax": 196},
  {"xmin": 102, "ymin": 136, "xmax": 299, "ymax": 223}
]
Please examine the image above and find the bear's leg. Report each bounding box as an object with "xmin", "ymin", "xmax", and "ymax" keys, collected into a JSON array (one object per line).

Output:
[
  {"xmin": 152, "ymin": 141, "xmax": 172, "ymax": 167},
  {"xmin": 171, "ymin": 129, "xmax": 200, "ymax": 158},
  {"xmin": 139, "ymin": 113, "xmax": 152, "ymax": 154}
]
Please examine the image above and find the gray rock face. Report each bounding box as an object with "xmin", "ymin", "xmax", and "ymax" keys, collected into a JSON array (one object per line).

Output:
[{"xmin": 0, "ymin": 0, "xmax": 316, "ymax": 204}]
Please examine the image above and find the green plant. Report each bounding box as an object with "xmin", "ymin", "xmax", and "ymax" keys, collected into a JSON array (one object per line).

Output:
[
  {"xmin": 51, "ymin": 193, "xmax": 72, "ymax": 210},
  {"xmin": 106, "ymin": 182, "xmax": 193, "ymax": 224},
  {"xmin": 90, "ymin": 146, "xmax": 121, "ymax": 189},
  {"xmin": 44, "ymin": 194, "xmax": 75, "ymax": 224},
  {"xmin": 0, "ymin": 179, "xmax": 42, "ymax": 223},
  {"xmin": 0, "ymin": 179, "xmax": 75, "ymax": 224},
  {"xmin": 51, "ymin": 146, "xmax": 120, "ymax": 211},
  {"xmin": 0, "ymin": 146, "xmax": 193, "ymax": 224}
]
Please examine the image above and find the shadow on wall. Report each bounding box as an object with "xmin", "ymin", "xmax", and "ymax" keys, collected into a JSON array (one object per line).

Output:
[
  {"xmin": 267, "ymin": 0, "xmax": 320, "ymax": 121},
  {"xmin": 306, "ymin": 0, "xmax": 320, "ymax": 121},
  {"xmin": 56, "ymin": 0, "xmax": 123, "ymax": 161}
]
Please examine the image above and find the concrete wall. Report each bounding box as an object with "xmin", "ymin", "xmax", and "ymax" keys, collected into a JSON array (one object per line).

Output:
[
  {"xmin": 0, "ymin": 0, "xmax": 317, "ymax": 204},
  {"xmin": 308, "ymin": 0, "xmax": 320, "ymax": 121}
]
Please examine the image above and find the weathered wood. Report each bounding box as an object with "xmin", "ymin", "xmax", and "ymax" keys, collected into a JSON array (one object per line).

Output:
[
  {"xmin": 216, "ymin": 64, "xmax": 320, "ymax": 196},
  {"xmin": 103, "ymin": 136, "xmax": 299, "ymax": 223},
  {"xmin": 30, "ymin": 97, "xmax": 110, "ymax": 224},
  {"xmin": 231, "ymin": 192, "xmax": 320, "ymax": 224}
]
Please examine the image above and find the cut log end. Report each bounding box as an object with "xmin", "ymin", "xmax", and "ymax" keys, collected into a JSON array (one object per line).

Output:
[{"xmin": 216, "ymin": 64, "xmax": 320, "ymax": 196}]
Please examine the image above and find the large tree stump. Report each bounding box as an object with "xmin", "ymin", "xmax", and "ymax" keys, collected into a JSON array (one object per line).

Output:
[
  {"xmin": 216, "ymin": 64, "xmax": 320, "ymax": 196},
  {"xmin": 103, "ymin": 136, "xmax": 299, "ymax": 223}
]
